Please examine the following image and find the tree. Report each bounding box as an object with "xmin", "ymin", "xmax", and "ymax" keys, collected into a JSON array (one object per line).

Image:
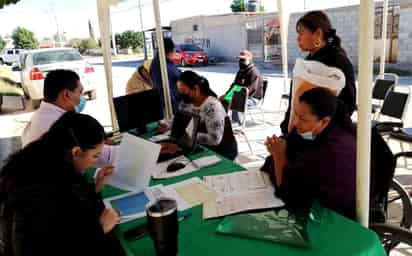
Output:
[
  {"xmin": 77, "ymin": 38, "xmax": 97, "ymax": 54},
  {"xmin": 115, "ymin": 30, "xmax": 142, "ymax": 52},
  {"xmin": 259, "ymin": 4, "xmax": 265, "ymax": 12},
  {"xmin": 0, "ymin": 35, "xmax": 5, "ymax": 51},
  {"xmin": 12, "ymin": 27, "xmax": 39, "ymax": 49},
  {"xmin": 230, "ymin": 0, "xmax": 245, "ymax": 12}
]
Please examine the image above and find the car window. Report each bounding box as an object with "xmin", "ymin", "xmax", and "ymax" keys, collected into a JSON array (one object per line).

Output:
[
  {"xmin": 15, "ymin": 50, "xmax": 20, "ymax": 54},
  {"xmin": 181, "ymin": 45, "xmax": 202, "ymax": 51},
  {"xmin": 7, "ymin": 50, "xmax": 13, "ymax": 54},
  {"xmin": 33, "ymin": 50, "xmax": 82, "ymax": 65}
]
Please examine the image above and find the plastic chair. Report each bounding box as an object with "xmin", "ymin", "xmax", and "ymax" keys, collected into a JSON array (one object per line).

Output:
[{"xmin": 247, "ymin": 79, "xmax": 268, "ymax": 125}]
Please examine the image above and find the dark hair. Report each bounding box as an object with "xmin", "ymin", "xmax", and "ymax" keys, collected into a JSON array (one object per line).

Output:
[
  {"xmin": 43, "ymin": 70, "xmax": 80, "ymax": 102},
  {"xmin": 42, "ymin": 112, "xmax": 106, "ymax": 152},
  {"xmin": 164, "ymin": 38, "xmax": 175, "ymax": 54},
  {"xmin": 178, "ymin": 71, "xmax": 217, "ymax": 97},
  {"xmin": 299, "ymin": 87, "xmax": 354, "ymax": 133},
  {"xmin": 296, "ymin": 11, "xmax": 346, "ymax": 54}
]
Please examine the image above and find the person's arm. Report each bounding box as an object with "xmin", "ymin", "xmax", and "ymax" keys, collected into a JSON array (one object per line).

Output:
[
  {"xmin": 275, "ymin": 151, "xmax": 319, "ymax": 213},
  {"xmin": 197, "ymin": 101, "xmax": 225, "ymax": 146},
  {"xmin": 247, "ymin": 72, "xmax": 259, "ymax": 97}
]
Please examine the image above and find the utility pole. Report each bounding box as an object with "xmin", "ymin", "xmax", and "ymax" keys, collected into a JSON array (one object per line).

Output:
[{"xmin": 138, "ymin": 0, "xmax": 148, "ymax": 60}]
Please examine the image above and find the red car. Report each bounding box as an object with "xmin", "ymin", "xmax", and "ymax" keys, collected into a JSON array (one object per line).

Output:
[{"xmin": 173, "ymin": 44, "xmax": 209, "ymax": 66}]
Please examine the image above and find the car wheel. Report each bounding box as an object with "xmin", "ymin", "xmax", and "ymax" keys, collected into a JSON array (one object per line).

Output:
[
  {"xmin": 180, "ymin": 58, "xmax": 186, "ymax": 67},
  {"xmin": 0, "ymin": 59, "xmax": 3, "ymax": 65},
  {"xmin": 87, "ymin": 90, "xmax": 97, "ymax": 100}
]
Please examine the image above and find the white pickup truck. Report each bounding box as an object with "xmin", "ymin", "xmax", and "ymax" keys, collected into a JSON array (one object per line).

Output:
[{"xmin": 0, "ymin": 49, "xmax": 24, "ymax": 65}]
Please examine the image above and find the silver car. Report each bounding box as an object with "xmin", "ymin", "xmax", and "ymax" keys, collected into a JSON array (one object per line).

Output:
[{"xmin": 20, "ymin": 48, "xmax": 97, "ymax": 106}]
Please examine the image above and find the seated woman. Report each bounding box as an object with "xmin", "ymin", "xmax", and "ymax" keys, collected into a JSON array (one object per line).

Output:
[
  {"xmin": 0, "ymin": 112, "xmax": 124, "ymax": 256},
  {"xmin": 262, "ymin": 87, "xmax": 356, "ymax": 220},
  {"xmin": 174, "ymin": 70, "xmax": 238, "ymax": 160}
]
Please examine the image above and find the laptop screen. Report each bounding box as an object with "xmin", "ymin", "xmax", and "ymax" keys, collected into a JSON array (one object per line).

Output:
[
  {"xmin": 113, "ymin": 89, "xmax": 164, "ymax": 133},
  {"xmin": 171, "ymin": 111, "xmax": 200, "ymax": 150}
]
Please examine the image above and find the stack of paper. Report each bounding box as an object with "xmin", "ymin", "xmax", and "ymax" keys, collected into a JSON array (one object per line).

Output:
[{"xmin": 203, "ymin": 170, "xmax": 285, "ymax": 219}]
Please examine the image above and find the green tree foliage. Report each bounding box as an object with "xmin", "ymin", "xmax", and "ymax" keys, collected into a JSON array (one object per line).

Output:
[
  {"xmin": 77, "ymin": 38, "xmax": 97, "ymax": 54},
  {"xmin": 115, "ymin": 30, "xmax": 142, "ymax": 51},
  {"xmin": 0, "ymin": 35, "xmax": 5, "ymax": 51},
  {"xmin": 12, "ymin": 27, "xmax": 39, "ymax": 49},
  {"xmin": 230, "ymin": 0, "xmax": 245, "ymax": 12}
]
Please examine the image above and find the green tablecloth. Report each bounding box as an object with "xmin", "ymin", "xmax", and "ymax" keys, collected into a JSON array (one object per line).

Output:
[{"xmin": 101, "ymin": 148, "xmax": 385, "ymax": 256}]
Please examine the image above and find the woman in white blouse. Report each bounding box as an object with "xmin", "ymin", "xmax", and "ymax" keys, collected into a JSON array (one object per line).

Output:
[{"xmin": 177, "ymin": 71, "xmax": 238, "ymax": 160}]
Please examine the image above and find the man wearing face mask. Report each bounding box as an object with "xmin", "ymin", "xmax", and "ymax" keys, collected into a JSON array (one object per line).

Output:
[
  {"xmin": 262, "ymin": 87, "xmax": 356, "ymax": 220},
  {"xmin": 22, "ymin": 70, "xmax": 116, "ymax": 167},
  {"xmin": 219, "ymin": 50, "xmax": 264, "ymax": 124}
]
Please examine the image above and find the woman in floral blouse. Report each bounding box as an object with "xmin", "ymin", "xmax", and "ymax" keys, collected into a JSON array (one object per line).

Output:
[{"xmin": 177, "ymin": 71, "xmax": 238, "ymax": 160}]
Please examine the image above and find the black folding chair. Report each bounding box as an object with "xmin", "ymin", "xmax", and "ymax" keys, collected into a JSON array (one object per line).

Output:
[
  {"xmin": 369, "ymin": 124, "xmax": 412, "ymax": 253},
  {"xmin": 229, "ymin": 87, "xmax": 253, "ymax": 154}
]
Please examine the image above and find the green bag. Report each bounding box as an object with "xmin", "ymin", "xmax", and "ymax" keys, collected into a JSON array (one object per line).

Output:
[
  {"xmin": 223, "ymin": 84, "xmax": 242, "ymax": 102},
  {"xmin": 216, "ymin": 202, "xmax": 323, "ymax": 248}
]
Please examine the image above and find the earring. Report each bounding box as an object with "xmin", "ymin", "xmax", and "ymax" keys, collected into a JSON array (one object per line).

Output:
[{"xmin": 314, "ymin": 39, "xmax": 321, "ymax": 48}]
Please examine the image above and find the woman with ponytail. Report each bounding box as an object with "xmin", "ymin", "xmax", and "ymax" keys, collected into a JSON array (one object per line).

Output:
[
  {"xmin": 177, "ymin": 71, "xmax": 238, "ymax": 160},
  {"xmin": 280, "ymin": 10, "xmax": 356, "ymax": 135}
]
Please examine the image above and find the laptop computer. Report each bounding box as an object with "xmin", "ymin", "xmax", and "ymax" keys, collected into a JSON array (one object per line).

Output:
[{"xmin": 157, "ymin": 111, "xmax": 201, "ymax": 163}]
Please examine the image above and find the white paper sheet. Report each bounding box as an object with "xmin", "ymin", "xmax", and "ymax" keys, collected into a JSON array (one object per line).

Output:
[
  {"xmin": 192, "ymin": 155, "xmax": 221, "ymax": 169},
  {"xmin": 107, "ymin": 133, "xmax": 161, "ymax": 191},
  {"xmin": 203, "ymin": 171, "xmax": 285, "ymax": 219},
  {"xmin": 165, "ymin": 177, "xmax": 217, "ymax": 209}
]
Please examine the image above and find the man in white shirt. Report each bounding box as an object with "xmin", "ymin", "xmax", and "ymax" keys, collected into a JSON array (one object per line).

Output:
[{"xmin": 22, "ymin": 70, "xmax": 116, "ymax": 166}]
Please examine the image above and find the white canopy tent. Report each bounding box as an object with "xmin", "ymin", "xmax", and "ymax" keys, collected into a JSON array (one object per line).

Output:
[{"xmin": 96, "ymin": 0, "xmax": 173, "ymax": 134}]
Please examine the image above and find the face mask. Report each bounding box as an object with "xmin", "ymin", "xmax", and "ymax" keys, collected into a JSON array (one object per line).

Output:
[
  {"xmin": 180, "ymin": 94, "xmax": 193, "ymax": 104},
  {"xmin": 298, "ymin": 130, "xmax": 315, "ymax": 140},
  {"xmin": 70, "ymin": 93, "xmax": 87, "ymax": 113},
  {"xmin": 239, "ymin": 59, "xmax": 249, "ymax": 69},
  {"xmin": 75, "ymin": 96, "xmax": 87, "ymax": 113}
]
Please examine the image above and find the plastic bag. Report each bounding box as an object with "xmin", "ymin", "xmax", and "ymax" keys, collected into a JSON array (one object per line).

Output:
[{"xmin": 288, "ymin": 58, "xmax": 346, "ymax": 132}]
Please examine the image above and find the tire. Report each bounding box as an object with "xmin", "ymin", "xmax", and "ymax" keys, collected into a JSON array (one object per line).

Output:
[
  {"xmin": 387, "ymin": 179, "xmax": 412, "ymax": 229},
  {"xmin": 180, "ymin": 58, "xmax": 186, "ymax": 67},
  {"xmin": 370, "ymin": 223, "xmax": 412, "ymax": 254},
  {"xmin": 0, "ymin": 59, "xmax": 4, "ymax": 65},
  {"xmin": 87, "ymin": 90, "xmax": 97, "ymax": 100}
]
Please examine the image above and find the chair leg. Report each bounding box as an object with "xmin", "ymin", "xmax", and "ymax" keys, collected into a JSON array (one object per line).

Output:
[
  {"xmin": 240, "ymin": 130, "xmax": 253, "ymax": 155},
  {"xmin": 400, "ymin": 142, "xmax": 408, "ymax": 167}
]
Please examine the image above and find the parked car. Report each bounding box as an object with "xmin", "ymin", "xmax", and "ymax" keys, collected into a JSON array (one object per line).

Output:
[
  {"xmin": 20, "ymin": 48, "xmax": 97, "ymax": 106},
  {"xmin": 0, "ymin": 48, "xmax": 25, "ymax": 65},
  {"xmin": 172, "ymin": 44, "xmax": 208, "ymax": 67}
]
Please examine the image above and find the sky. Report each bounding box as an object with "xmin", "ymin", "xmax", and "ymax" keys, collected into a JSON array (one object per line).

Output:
[{"xmin": 0, "ymin": 0, "xmax": 363, "ymax": 41}]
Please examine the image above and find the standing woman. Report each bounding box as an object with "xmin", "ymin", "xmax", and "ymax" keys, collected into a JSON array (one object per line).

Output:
[
  {"xmin": 177, "ymin": 71, "xmax": 238, "ymax": 160},
  {"xmin": 0, "ymin": 112, "xmax": 123, "ymax": 256},
  {"xmin": 280, "ymin": 10, "xmax": 356, "ymax": 135}
]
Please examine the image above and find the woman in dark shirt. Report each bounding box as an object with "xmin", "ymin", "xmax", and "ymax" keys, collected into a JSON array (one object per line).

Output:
[
  {"xmin": 280, "ymin": 10, "xmax": 356, "ymax": 135},
  {"xmin": 0, "ymin": 112, "xmax": 123, "ymax": 256},
  {"xmin": 263, "ymin": 87, "xmax": 356, "ymax": 220}
]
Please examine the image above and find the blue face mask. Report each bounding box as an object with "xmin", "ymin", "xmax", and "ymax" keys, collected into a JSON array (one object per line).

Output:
[
  {"xmin": 70, "ymin": 95, "xmax": 86, "ymax": 113},
  {"xmin": 298, "ymin": 130, "xmax": 315, "ymax": 140},
  {"xmin": 75, "ymin": 95, "xmax": 87, "ymax": 113}
]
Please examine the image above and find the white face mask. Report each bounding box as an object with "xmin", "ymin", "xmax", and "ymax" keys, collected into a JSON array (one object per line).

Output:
[{"xmin": 298, "ymin": 130, "xmax": 315, "ymax": 140}]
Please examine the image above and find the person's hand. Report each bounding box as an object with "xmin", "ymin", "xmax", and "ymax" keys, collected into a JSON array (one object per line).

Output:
[
  {"xmin": 157, "ymin": 122, "xmax": 170, "ymax": 134},
  {"xmin": 160, "ymin": 143, "xmax": 180, "ymax": 154},
  {"xmin": 99, "ymin": 208, "xmax": 120, "ymax": 234},
  {"xmin": 105, "ymin": 137, "xmax": 117, "ymax": 145},
  {"xmin": 95, "ymin": 166, "xmax": 114, "ymax": 193},
  {"xmin": 265, "ymin": 135, "xmax": 286, "ymax": 158}
]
